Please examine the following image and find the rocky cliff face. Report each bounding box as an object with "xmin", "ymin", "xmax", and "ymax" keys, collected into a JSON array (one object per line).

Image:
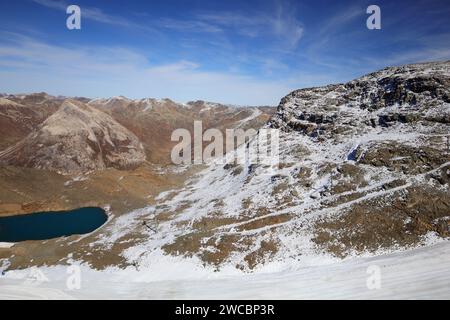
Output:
[
  {"xmin": 0, "ymin": 100, "xmax": 146, "ymax": 174},
  {"xmin": 270, "ymin": 61, "xmax": 450, "ymax": 135},
  {"xmin": 95, "ymin": 61, "xmax": 450, "ymax": 271}
]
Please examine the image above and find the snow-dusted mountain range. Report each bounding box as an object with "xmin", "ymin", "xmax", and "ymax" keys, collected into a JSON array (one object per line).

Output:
[
  {"xmin": 0, "ymin": 61, "xmax": 449, "ymax": 299},
  {"xmin": 83, "ymin": 61, "xmax": 450, "ymax": 273}
]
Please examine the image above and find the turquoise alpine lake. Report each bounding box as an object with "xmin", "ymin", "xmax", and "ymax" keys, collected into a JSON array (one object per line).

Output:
[{"xmin": 0, "ymin": 207, "xmax": 108, "ymax": 242}]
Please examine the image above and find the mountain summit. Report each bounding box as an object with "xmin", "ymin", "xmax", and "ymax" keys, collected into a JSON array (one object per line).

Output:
[{"xmin": 0, "ymin": 100, "xmax": 146, "ymax": 174}]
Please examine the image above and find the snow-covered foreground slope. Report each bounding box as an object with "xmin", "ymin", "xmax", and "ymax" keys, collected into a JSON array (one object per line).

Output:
[{"xmin": 1, "ymin": 241, "xmax": 449, "ymax": 299}]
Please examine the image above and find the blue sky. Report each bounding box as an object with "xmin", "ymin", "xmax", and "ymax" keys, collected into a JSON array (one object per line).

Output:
[{"xmin": 0, "ymin": 0, "xmax": 449, "ymax": 105}]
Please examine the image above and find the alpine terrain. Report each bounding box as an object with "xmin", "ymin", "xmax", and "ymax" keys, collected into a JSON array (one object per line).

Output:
[{"xmin": 0, "ymin": 61, "xmax": 449, "ymax": 299}]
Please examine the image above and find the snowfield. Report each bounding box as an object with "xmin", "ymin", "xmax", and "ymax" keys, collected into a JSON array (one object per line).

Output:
[{"xmin": 1, "ymin": 240, "xmax": 449, "ymax": 299}]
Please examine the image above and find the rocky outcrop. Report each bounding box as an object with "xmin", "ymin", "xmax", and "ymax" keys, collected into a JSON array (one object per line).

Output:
[
  {"xmin": 270, "ymin": 61, "xmax": 450, "ymax": 137},
  {"xmin": 0, "ymin": 100, "xmax": 146, "ymax": 174}
]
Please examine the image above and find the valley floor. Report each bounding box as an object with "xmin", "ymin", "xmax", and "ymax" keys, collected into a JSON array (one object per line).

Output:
[{"xmin": 1, "ymin": 241, "xmax": 449, "ymax": 299}]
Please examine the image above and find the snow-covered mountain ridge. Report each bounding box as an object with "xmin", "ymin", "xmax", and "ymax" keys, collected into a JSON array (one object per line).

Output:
[{"xmin": 93, "ymin": 61, "xmax": 450, "ymax": 271}]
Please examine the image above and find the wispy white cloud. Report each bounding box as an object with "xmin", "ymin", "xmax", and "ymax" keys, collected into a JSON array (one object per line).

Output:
[
  {"xmin": 0, "ymin": 33, "xmax": 295, "ymax": 105},
  {"xmin": 31, "ymin": 0, "xmax": 65, "ymax": 10},
  {"xmin": 194, "ymin": 5, "xmax": 304, "ymax": 49},
  {"xmin": 317, "ymin": 5, "xmax": 363, "ymax": 36},
  {"xmin": 156, "ymin": 18, "xmax": 223, "ymax": 34},
  {"xmin": 302, "ymin": 5, "xmax": 366, "ymax": 70},
  {"xmin": 32, "ymin": 0, "xmax": 303, "ymax": 48},
  {"xmin": 31, "ymin": 0, "xmax": 151, "ymax": 30},
  {"xmin": 151, "ymin": 0, "xmax": 304, "ymax": 51}
]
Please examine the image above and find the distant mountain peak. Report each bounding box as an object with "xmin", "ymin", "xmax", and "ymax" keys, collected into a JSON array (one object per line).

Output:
[{"xmin": 0, "ymin": 99, "xmax": 146, "ymax": 174}]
